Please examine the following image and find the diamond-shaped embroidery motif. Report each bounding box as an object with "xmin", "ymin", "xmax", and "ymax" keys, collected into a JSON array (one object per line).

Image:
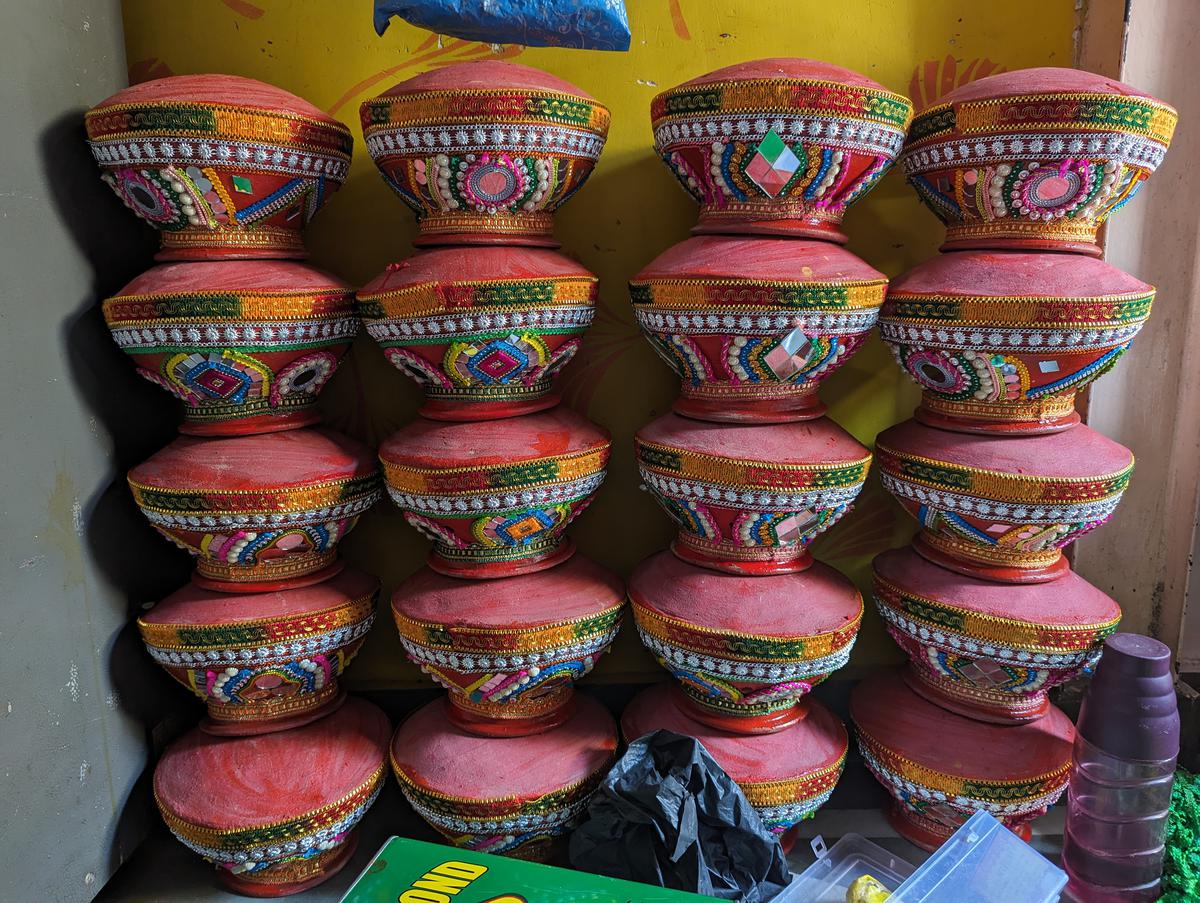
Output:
[
  {"xmin": 1038, "ymin": 360, "xmax": 1061, "ymax": 373},
  {"xmin": 231, "ymin": 175, "xmax": 254, "ymax": 194},
  {"xmin": 764, "ymin": 326, "xmax": 816, "ymax": 379},
  {"xmin": 745, "ymin": 129, "xmax": 802, "ymax": 198},
  {"xmin": 960, "ymin": 659, "xmax": 1013, "ymax": 688}
]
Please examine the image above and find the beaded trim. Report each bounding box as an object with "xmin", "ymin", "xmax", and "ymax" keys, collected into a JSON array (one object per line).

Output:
[
  {"xmin": 194, "ymin": 549, "xmax": 339, "ymax": 584},
  {"xmin": 881, "ymin": 290, "xmax": 1153, "ymax": 329},
  {"xmin": 359, "ymin": 276, "xmax": 597, "ymax": 320},
  {"xmin": 159, "ymin": 228, "xmax": 308, "ymax": 254},
  {"xmin": 157, "ymin": 763, "xmax": 385, "ymax": 864},
  {"xmin": 204, "ymin": 680, "xmax": 345, "ymax": 724},
  {"xmin": 630, "ymin": 280, "xmax": 887, "ymax": 311},
  {"xmin": 651, "ymin": 78, "xmax": 912, "ymax": 131},
  {"xmin": 129, "ymin": 474, "xmax": 381, "ymax": 522},
  {"xmin": 636, "ymin": 307, "xmax": 879, "ymax": 337},
  {"xmin": 636, "ymin": 441, "xmax": 871, "ymax": 492},
  {"xmin": 918, "ymin": 532, "xmax": 1063, "ymax": 571},
  {"xmin": 921, "ymin": 394, "xmax": 1080, "ymax": 423},
  {"xmin": 872, "ymin": 576, "xmax": 1118, "ymax": 655},
  {"xmin": 393, "ymin": 604, "xmax": 623, "ymax": 656},
  {"xmin": 383, "ymin": 447, "xmax": 608, "ymax": 496},
  {"xmin": 856, "ymin": 734, "xmax": 1068, "ymax": 815},
  {"xmin": 361, "ymin": 89, "xmax": 610, "ymax": 135},
  {"xmin": 739, "ymin": 750, "xmax": 848, "ymax": 809},
  {"xmin": 875, "ymin": 445, "xmax": 1132, "ymax": 507}
]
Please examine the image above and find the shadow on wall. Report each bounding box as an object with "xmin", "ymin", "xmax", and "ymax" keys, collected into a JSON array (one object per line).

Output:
[{"xmin": 39, "ymin": 110, "xmax": 197, "ymax": 876}]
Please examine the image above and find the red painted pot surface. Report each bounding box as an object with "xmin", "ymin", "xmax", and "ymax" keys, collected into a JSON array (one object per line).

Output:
[
  {"xmin": 629, "ymin": 550, "xmax": 861, "ymax": 733},
  {"xmin": 872, "ymin": 547, "xmax": 1120, "ymax": 724},
  {"xmin": 621, "ymin": 681, "xmax": 847, "ymax": 836},
  {"xmin": 358, "ymin": 246, "xmax": 597, "ymax": 421},
  {"xmin": 360, "ymin": 61, "xmax": 610, "ymax": 247},
  {"xmin": 392, "ymin": 555, "xmax": 624, "ymax": 736},
  {"xmin": 901, "ymin": 67, "xmax": 1177, "ymax": 255},
  {"xmin": 876, "ymin": 418, "xmax": 1132, "ymax": 583},
  {"xmin": 390, "ymin": 693, "xmax": 617, "ymax": 858},
  {"xmin": 851, "ymin": 669, "xmax": 1074, "ymax": 851},
  {"xmin": 636, "ymin": 413, "xmax": 870, "ymax": 574},
  {"xmin": 631, "ymin": 236, "xmax": 887, "ymax": 422},
  {"xmin": 882, "ymin": 251, "xmax": 1154, "ymax": 435},
  {"xmin": 154, "ymin": 696, "xmax": 390, "ymax": 895},
  {"xmin": 139, "ymin": 567, "xmax": 380, "ymax": 734},
  {"xmin": 106, "ymin": 260, "xmax": 357, "ymax": 436},
  {"xmin": 652, "ymin": 58, "xmax": 913, "ymax": 241},
  {"xmin": 128, "ymin": 428, "xmax": 381, "ymax": 591},
  {"xmin": 86, "ymin": 75, "xmax": 352, "ymax": 260},
  {"xmin": 379, "ymin": 409, "xmax": 609, "ymax": 578}
]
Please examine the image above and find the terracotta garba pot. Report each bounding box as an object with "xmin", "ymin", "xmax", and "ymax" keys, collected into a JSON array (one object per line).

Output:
[
  {"xmin": 636, "ymin": 413, "xmax": 870, "ymax": 575},
  {"xmin": 900, "ymin": 67, "xmax": 1177, "ymax": 256},
  {"xmin": 86, "ymin": 75, "xmax": 352, "ymax": 260},
  {"xmin": 379, "ymin": 408, "xmax": 609, "ymax": 578},
  {"xmin": 391, "ymin": 555, "xmax": 624, "ymax": 736},
  {"xmin": 629, "ymin": 551, "xmax": 861, "ymax": 733},
  {"xmin": 390, "ymin": 693, "xmax": 617, "ymax": 860},
  {"xmin": 138, "ymin": 568, "xmax": 379, "ymax": 735},
  {"xmin": 880, "ymin": 251, "xmax": 1154, "ymax": 435},
  {"xmin": 851, "ymin": 670, "xmax": 1073, "ymax": 852},
  {"xmin": 358, "ymin": 246, "xmax": 597, "ymax": 421},
  {"xmin": 631, "ymin": 236, "xmax": 886, "ymax": 422},
  {"xmin": 651, "ymin": 58, "xmax": 912, "ymax": 241},
  {"xmin": 876, "ymin": 418, "xmax": 1132, "ymax": 583},
  {"xmin": 128, "ymin": 428, "xmax": 381, "ymax": 591},
  {"xmin": 154, "ymin": 696, "xmax": 390, "ymax": 897},
  {"xmin": 360, "ymin": 61, "xmax": 610, "ymax": 247},
  {"xmin": 104, "ymin": 260, "xmax": 358, "ymax": 436},
  {"xmin": 622, "ymin": 682, "xmax": 847, "ymax": 850},
  {"xmin": 873, "ymin": 547, "xmax": 1120, "ymax": 724}
]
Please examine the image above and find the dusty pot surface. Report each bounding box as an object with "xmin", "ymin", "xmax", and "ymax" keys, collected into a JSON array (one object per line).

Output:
[
  {"xmin": 128, "ymin": 428, "xmax": 381, "ymax": 591},
  {"xmin": 139, "ymin": 568, "xmax": 379, "ymax": 735},
  {"xmin": 851, "ymin": 669, "xmax": 1074, "ymax": 852},
  {"xmin": 631, "ymin": 235, "xmax": 886, "ymax": 422},
  {"xmin": 154, "ymin": 696, "xmax": 390, "ymax": 896},
  {"xmin": 636, "ymin": 413, "xmax": 870, "ymax": 574},
  {"xmin": 881, "ymin": 250, "xmax": 1154, "ymax": 434},
  {"xmin": 391, "ymin": 554, "xmax": 623, "ymax": 736},
  {"xmin": 358, "ymin": 246, "xmax": 596, "ymax": 421},
  {"xmin": 105, "ymin": 260, "xmax": 357, "ymax": 436},
  {"xmin": 872, "ymin": 546, "xmax": 1120, "ymax": 723},
  {"xmin": 876, "ymin": 418, "xmax": 1132, "ymax": 583},
  {"xmin": 900, "ymin": 67, "xmax": 1176, "ymax": 255},
  {"xmin": 360, "ymin": 61, "xmax": 609, "ymax": 247},
  {"xmin": 629, "ymin": 550, "xmax": 861, "ymax": 733},
  {"xmin": 652, "ymin": 58, "xmax": 912, "ymax": 241},
  {"xmin": 390, "ymin": 693, "xmax": 617, "ymax": 859},
  {"xmin": 379, "ymin": 408, "xmax": 610, "ymax": 578},
  {"xmin": 86, "ymin": 74, "xmax": 352, "ymax": 260}
]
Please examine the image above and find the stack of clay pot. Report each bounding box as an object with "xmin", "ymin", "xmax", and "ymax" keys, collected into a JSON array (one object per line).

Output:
[
  {"xmin": 88, "ymin": 76, "xmax": 391, "ymax": 895},
  {"xmin": 358, "ymin": 61, "xmax": 623, "ymax": 862},
  {"xmin": 620, "ymin": 58, "xmax": 914, "ymax": 851},
  {"xmin": 852, "ymin": 68, "xmax": 1177, "ymax": 851}
]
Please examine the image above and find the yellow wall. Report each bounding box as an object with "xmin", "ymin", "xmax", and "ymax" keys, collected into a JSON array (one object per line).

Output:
[{"xmin": 119, "ymin": 0, "xmax": 1079, "ymax": 689}]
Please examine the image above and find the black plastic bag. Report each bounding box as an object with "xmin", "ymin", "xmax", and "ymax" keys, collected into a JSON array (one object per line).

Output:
[
  {"xmin": 373, "ymin": 1, "xmax": 631, "ymax": 51},
  {"xmin": 569, "ymin": 730, "xmax": 792, "ymax": 901}
]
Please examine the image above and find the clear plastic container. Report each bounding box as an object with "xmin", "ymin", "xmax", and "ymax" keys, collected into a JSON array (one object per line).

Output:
[
  {"xmin": 782, "ymin": 833, "xmax": 915, "ymax": 901},
  {"xmin": 1061, "ymin": 735, "xmax": 1176, "ymax": 902}
]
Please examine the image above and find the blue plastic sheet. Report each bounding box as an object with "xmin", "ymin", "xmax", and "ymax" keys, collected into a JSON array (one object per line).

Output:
[{"xmin": 373, "ymin": 0, "xmax": 631, "ymax": 51}]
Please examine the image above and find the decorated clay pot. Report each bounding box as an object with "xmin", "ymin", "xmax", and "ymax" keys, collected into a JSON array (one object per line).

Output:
[
  {"xmin": 138, "ymin": 568, "xmax": 379, "ymax": 735},
  {"xmin": 86, "ymin": 75, "xmax": 352, "ymax": 260},
  {"xmin": 900, "ymin": 68, "xmax": 1177, "ymax": 255},
  {"xmin": 651, "ymin": 58, "xmax": 912, "ymax": 241},
  {"xmin": 880, "ymin": 251, "xmax": 1154, "ymax": 435},
  {"xmin": 154, "ymin": 696, "xmax": 390, "ymax": 896},
  {"xmin": 390, "ymin": 693, "xmax": 617, "ymax": 860},
  {"xmin": 629, "ymin": 551, "xmax": 861, "ymax": 734},
  {"xmin": 358, "ymin": 246, "xmax": 597, "ymax": 421},
  {"xmin": 873, "ymin": 547, "xmax": 1120, "ymax": 723},
  {"xmin": 631, "ymin": 236, "xmax": 887, "ymax": 422},
  {"xmin": 635, "ymin": 413, "xmax": 870, "ymax": 575},
  {"xmin": 851, "ymin": 669, "xmax": 1074, "ymax": 851},
  {"xmin": 128, "ymin": 428, "xmax": 381, "ymax": 591},
  {"xmin": 621, "ymin": 682, "xmax": 847, "ymax": 849},
  {"xmin": 391, "ymin": 555, "xmax": 624, "ymax": 736},
  {"xmin": 876, "ymin": 418, "xmax": 1132, "ymax": 583},
  {"xmin": 104, "ymin": 261, "xmax": 358, "ymax": 436},
  {"xmin": 379, "ymin": 408, "xmax": 609, "ymax": 579},
  {"xmin": 360, "ymin": 61, "xmax": 610, "ymax": 247}
]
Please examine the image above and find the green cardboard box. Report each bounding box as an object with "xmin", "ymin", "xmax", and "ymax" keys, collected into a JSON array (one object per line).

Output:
[{"xmin": 341, "ymin": 837, "xmax": 707, "ymax": 903}]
